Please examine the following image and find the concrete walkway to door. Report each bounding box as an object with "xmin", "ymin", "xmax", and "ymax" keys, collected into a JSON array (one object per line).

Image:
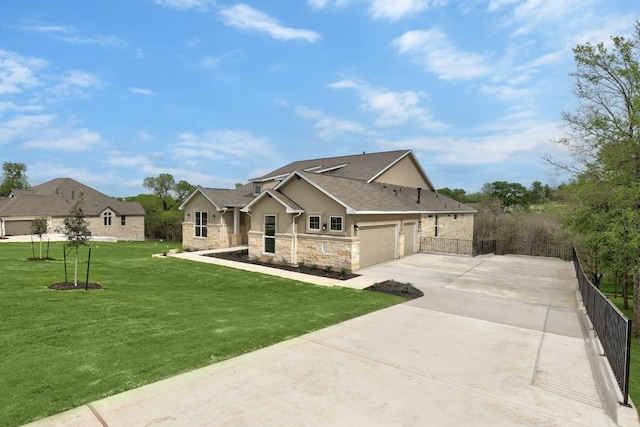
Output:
[{"xmin": 23, "ymin": 253, "xmax": 639, "ymax": 427}]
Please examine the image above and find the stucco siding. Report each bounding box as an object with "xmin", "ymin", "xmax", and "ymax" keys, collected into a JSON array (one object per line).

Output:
[{"xmin": 373, "ymin": 155, "xmax": 431, "ymax": 189}]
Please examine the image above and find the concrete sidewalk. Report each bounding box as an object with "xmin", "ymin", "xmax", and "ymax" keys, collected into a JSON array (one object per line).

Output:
[{"xmin": 22, "ymin": 253, "xmax": 639, "ymax": 427}]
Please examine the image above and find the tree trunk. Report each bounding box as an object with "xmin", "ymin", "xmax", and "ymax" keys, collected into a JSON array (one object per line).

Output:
[{"xmin": 624, "ymin": 262, "xmax": 630, "ymax": 310}]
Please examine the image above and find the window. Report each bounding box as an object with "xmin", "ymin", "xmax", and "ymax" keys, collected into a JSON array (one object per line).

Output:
[
  {"xmin": 308, "ymin": 214, "xmax": 321, "ymax": 231},
  {"xmin": 434, "ymin": 214, "xmax": 439, "ymax": 237},
  {"xmin": 103, "ymin": 211, "xmax": 112, "ymax": 226},
  {"xmin": 121, "ymin": 216, "xmax": 126, "ymax": 226},
  {"xmin": 195, "ymin": 211, "xmax": 208, "ymax": 237},
  {"xmin": 329, "ymin": 215, "xmax": 343, "ymax": 232},
  {"xmin": 254, "ymin": 184, "xmax": 261, "ymax": 196},
  {"xmin": 264, "ymin": 215, "xmax": 276, "ymax": 253}
]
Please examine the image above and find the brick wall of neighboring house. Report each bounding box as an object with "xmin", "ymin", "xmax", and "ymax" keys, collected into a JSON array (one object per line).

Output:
[
  {"xmin": 50, "ymin": 216, "xmax": 145, "ymax": 241},
  {"xmin": 248, "ymin": 231, "xmax": 358, "ymax": 272}
]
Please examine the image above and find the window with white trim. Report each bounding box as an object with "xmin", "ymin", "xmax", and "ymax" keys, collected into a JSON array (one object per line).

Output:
[
  {"xmin": 264, "ymin": 215, "xmax": 276, "ymax": 253},
  {"xmin": 329, "ymin": 215, "xmax": 343, "ymax": 232},
  {"xmin": 254, "ymin": 184, "xmax": 261, "ymax": 195},
  {"xmin": 308, "ymin": 214, "xmax": 321, "ymax": 231},
  {"xmin": 195, "ymin": 211, "xmax": 208, "ymax": 237},
  {"xmin": 103, "ymin": 211, "xmax": 112, "ymax": 226}
]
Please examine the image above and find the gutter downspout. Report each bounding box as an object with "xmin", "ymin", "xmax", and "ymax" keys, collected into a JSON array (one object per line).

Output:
[{"xmin": 292, "ymin": 212, "xmax": 302, "ymax": 266}]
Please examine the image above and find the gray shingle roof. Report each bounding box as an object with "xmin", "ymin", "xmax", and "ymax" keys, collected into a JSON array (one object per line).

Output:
[
  {"xmin": 0, "ymin": 178, "xmax": 145, "ymax": 217},
  {"xmin": 290, "ymin": 171, "xmax": 476, "ymax": 214},
  {"xmin": 197, "ymin": 183, "xmax": 255, "ymax": 209},
  {"xmin": 252, "ymin": 150, "xmax": 414, "ymax": 183}
]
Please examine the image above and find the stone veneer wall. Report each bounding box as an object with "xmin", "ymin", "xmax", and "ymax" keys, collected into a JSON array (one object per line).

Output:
[
  {"xmin": 248, "ymin": 231, "xmax": 358, "ymax": 272},
  {"xmin": 183, "ymin": 223, "xmax": 232, "ymax": 251},
  {"xmin": 418, "ymin": 213, "xmax": 474, "ymax": 241},
  {"xmin": 417, "ymin": 213, "xmax": 475, "ymax": 255},
  {"xmin": 49, "ymin": 216, "xmax": 145, "ymax": 241}
]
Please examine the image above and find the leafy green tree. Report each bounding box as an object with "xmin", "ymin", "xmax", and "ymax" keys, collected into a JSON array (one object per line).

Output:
[
  {"xmin": 173, "ymin": 180, "xmax": 197, "ymax": 204},
  {"xmin": 143, "ymin": 174, "xmax": 176, "ymax": 211},
  {"xmin": 484, "ymin": 181, "xmax": 530, "ymax": 210},
  {"xmin": 529, "ymin": 181, "xmax": 546, "ymax": 204},
  {"xmin": 550, "ymin": 22, "xmax": 640, "ymax": 335},
  {"xmin": 437, "ymin": 187, "xmax": 467, "ymax": 202},
  {"xmin": 0, "ymin": 162, "xmax": 29, "ymax": 196},
  {"xmin": 31, "ymin": 217, "xmax": 48, "ymax": 259},
  {"xmin": 64, "ymin": 197, "xmax": 90, "ymax": 286}
]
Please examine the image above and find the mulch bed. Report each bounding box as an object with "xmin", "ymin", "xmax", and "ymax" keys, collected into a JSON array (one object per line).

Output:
[
  {"xmin": 205, "ymin": 249, "xmax": 360, "ymax": 280},
  {"xmin": 205, "ymin": 250, "xmax": 423, "ymax": 299},
  {"xmin": 27, "ymin": 257, "xmax": 55, "ymax": 261},
  {"xmin": 49, "ymin": 282, "xmax": 102, "ymax": 290},
  {"xmin": 364, "ymin": 280, "xmax": 424, "ymax": 299}
]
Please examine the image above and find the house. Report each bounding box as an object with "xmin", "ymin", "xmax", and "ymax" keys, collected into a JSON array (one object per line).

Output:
[
  {"xmin": 0, "ymin": 178, "xmax": 145, "ymax": 241},
  {"xmin": 180, "ymin": 150, "xmax": 476, "ymax": 271}
]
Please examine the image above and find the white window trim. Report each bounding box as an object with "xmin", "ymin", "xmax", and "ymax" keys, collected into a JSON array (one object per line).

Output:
[
  {"xmin": 329, "ymin": 215, "xmax": 344, "ymax": 232},
  {"xmin": 253, "ymin": 184, "xmax": 261, "ymax": 196},
  {"xmin": 307, "ymin": 214, "xmax": 321, "ymax": 232},
  {"xmin": 194, "ymin": 211, "xmax": 208, "ymax": 238}
]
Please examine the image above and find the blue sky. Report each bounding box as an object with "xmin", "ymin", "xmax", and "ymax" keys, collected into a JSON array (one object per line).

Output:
[{"xmin": 1, "ymin": 1, "xmax": 638, "ymax": 197}]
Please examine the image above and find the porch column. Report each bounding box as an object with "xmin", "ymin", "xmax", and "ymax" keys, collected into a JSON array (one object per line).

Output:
[{"xmin": 233, "ymin": 207, "xmax": 240, "ymax": 235}]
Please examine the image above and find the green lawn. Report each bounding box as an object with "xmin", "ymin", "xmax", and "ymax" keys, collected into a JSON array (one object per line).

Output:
[{"xmin": 0, "ymin": 241, "xmax": 402, "ymax": 427}]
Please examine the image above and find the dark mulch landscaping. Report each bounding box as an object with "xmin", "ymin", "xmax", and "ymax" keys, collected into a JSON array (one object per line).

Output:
[
  {"xmin": 49, "ymin": 282, "xmax": 102, "ymax": 290},
  {"xmin": 27, "ymin": 257, "xmax": 55, "ymax": 261},
  {"xmin": 205, "ymin": 250, "xmax": 422, "ymax": 299},
  {"xmin": 205, "ymin": 249, "xmax": 360, "ymax": 280},
  {"xmin": 364, "ymin": 280, "xmax": 424, "ymax": 299}
]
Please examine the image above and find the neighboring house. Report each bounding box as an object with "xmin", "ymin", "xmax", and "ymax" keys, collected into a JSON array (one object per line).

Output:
[
  {"xmin": 0, "ymin": 178, "xmax": 145, "ymax": 241},
  {"xmin": 180, "ymin": 150, "xmax": 477, "ymax": 271}
]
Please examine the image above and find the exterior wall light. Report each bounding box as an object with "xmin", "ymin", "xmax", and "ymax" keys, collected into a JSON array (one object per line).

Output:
[{"xmin": 354, "ymin": 224, "xmax": 359, "ymax": 231}]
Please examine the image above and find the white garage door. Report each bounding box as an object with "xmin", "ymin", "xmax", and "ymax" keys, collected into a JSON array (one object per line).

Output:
[
  {"xmin": 359, "ymin": 224, "xmax": 397, "ymax": 268},
  {"xmin": 404, "ymin": 222, "xmax": 416, "ymax": 255}
]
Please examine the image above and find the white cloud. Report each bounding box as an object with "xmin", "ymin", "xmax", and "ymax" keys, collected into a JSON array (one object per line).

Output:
[
  {"xmin": 48, "ymin": 70, "xmax": 102, "ymax": 101},
  {"xmin": 379, "ymin": 114, "xmax": 563, "ymax": 165},
  {"xmin": 17, "ymin": 23, "xmax": 124, "ymax": 47},
  {"xmin": 308, "ymin": 0, "xmax": 329, "ymax": 9},
  {"xmin": 130, "ymin": 87, "xmax": 156, "ymax": 96},
  {"xmin": 219, "ymin": 4, "xmax": 321, "ymax": 42},
  {"xmin": 308, "ymin": 0, "xmax": 351, "ymax": 10},
  {"xmin": 296, "ymin": 106, "xmax": 372, "ymax": 139},
  {"xmin": 154, "ymin": 0, "xmax": 216, "ymax": 11},
  {"xmin": 0, "ymin": 49, "xmax": 47, "ymax": 95},
  {"xmin": 328, "ymin": 78, "xmax": 446, "ymax": 129},
  {"xmin": 369, "ymin": 0, "xmax": 448, "ymax": 21},
  {"xmin": 0, "ymin": 113, "xmax": 101, "ymax": 151},
  {"xmin": 173, "ymin": 129, "xmax": 277, "ymax": 161},
  {"xmin": 393, "ymin": 28, "xmax": 492, "ymax": 80}
]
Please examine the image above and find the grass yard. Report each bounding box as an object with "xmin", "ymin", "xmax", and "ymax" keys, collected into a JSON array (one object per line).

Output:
[{"xmin": 0, "ymin": 241, "xmax": 402, "ymax": 427}]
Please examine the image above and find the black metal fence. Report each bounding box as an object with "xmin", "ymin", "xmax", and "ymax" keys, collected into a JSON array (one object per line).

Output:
[
  {"xmin": 419, "ymin": 237, "xmax": 473, "ymax": 255},
  {"xmin": 419, "ymin": 237, "xmax": 573, "ymax": 260},
  {"xmin": 572, "ymin": 247, "xmax": 631, "ymax": 407}
]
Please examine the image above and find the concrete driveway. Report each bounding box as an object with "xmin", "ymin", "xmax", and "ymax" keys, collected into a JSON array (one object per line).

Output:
[{"xmin": 23, "ymin": 253, "xmax": 639, "ymax": 427}]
